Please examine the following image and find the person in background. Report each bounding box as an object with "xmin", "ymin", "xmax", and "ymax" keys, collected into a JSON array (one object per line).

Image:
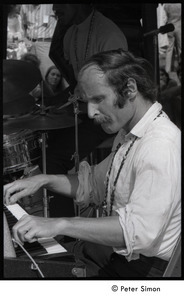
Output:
[
  {"xmin": 7, "ymin": 4, "xmax": 23, "ymax": 43},
  {"xmin": 159, "ymin": 67, "xmax": 178, "ymax": 92},
  {"xmin": 45, "ymin": 65, "xmax": 67, "ymax": 96},
  {"xmin": 160, "ymin": 61, "xmax": 181, "ymax": 129},
  {"xmin": 20, "ymin": 54, "xmax": 67, "ymax": 108},
  {"xmin": 163, "ymin": 3, "xmax": 181, "ymax": 74},
  {"xmin": 46, "ymin": 4, "xmax": 128, "ymax": 218},
  {"xmin": 20, "ymin": 4, "xmax": 57, "ymax": 77},
  {"xmin": 157, "ymin": 3, "xmax": 168, "ymax": 59},
  {"xmin": 21, "ymin": 52, "xmax": 40, "ymax": 68},
  {"xmin": 7, "ymin": 4, "xmax": 27, "ymax": 60},
  {"xmin": 4, "ymin": 49, "xmax": 181, "ymax": 278},
  {"xmin": 41, "ymin": 65, "xmax": 69, "ymax": 107},
  {"xmin": 159, "ymin": 67, "xmax": 178, "ymax": 124}
]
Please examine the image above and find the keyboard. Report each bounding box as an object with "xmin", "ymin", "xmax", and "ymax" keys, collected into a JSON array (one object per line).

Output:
[{"xmin": 4, "ymin": 203, "xmax": 67, "ymax": 257}]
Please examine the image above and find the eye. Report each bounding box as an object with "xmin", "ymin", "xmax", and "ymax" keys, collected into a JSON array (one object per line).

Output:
[{"xmin": 92, "ymin": 96, "xmax": 104, "ymax": 104}]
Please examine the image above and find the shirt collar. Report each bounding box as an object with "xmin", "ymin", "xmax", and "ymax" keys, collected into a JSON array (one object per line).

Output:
[
  {"xmin": 112, "ymin": 101, "xmax": 162, "ymax": 149},
  {"xmin": 130, "ymin": 101, "xmax": 162, "ymax": 138}
]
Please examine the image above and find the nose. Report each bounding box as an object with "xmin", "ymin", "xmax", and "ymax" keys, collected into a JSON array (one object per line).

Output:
[
  {"xmin": 53, "ymin": 74, "xmax": 59, "ymax": 80},
  {"xmin": 87, "ymin": 102, "xmax": 98, "ymax": 119}
]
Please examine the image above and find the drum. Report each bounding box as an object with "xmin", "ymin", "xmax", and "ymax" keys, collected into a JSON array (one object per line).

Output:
[{"xmin": 3, "ymin": 129, "xmax": 41, "ymax": 175}]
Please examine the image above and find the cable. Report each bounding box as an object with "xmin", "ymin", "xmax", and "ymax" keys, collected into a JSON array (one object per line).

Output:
[{"xmin": 12, "ymin": 238, "xmax": 45, "ymax": 278}]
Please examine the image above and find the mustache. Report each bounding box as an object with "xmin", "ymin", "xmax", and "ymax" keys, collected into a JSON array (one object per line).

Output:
[{"xmin": 94, "ymin": 115, "xmax": 111, "ymax": 125}]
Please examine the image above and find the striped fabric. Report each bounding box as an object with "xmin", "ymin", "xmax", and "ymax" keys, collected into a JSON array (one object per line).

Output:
[{"xmin": 20, "ymin": 4, "xmax": 56, "ymax": 40}]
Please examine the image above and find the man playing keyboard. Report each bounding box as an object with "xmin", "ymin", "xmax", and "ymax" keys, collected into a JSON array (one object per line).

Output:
[{"xmin": 4, "ymin": 50, "xmax": 181, "ymax": 278}]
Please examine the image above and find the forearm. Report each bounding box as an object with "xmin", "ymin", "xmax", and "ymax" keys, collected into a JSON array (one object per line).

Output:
[
  {"xmin": 11, "ymin": 211, "xmax": 125, "ymax": 247},
  {"xmin": 57, "ymin": 216, "xmax": 125, "ymax": 247},
  {"xmin": 4, "ymin": 173, "xmax": 79, "ymax": 205},
  {"xmin": 43, "ymin": 173, "xmax": 79, "ymax": 198}
]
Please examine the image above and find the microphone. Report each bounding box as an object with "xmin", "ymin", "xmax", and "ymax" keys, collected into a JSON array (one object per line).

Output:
[{"xmin": 144, "ymin": 23, "xmax": 175, "ymax": 37}]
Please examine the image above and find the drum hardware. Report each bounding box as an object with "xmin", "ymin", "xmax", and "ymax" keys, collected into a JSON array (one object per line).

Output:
[
  {"xmin": 55, "ymin": 100, "xmax": 72, "ymax": 111},
  {"xmin": 3, "ymin": 129, "xmax": 41, "ymax": 175},
  {"xmin": 37, "ymin": 90, "xmax": 82, "ymax": 217},
  {"xmin": 38, "ymin": 82, "xmax": 50, "ymax": 218},
  {"xmin": 3, "ymin": 59, "xmax": 42, "ymax": 115},
  {"xmin": 68, "ymin": 93, "xmax": 81, "ymax": 217},
  {"xmin": 3, "ymin": 109, "xmax": 81, "ymax": 133},
  {"xmin": 3, "ymin": 72, "xmax": 82, "ymax": 217},
  {"xmin": 18, "ymin": 165, "xmax": 45, "ymax": 217}
]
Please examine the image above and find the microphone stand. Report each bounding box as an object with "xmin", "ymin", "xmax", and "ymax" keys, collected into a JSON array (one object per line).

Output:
[
  {"xmin": 70, "ymin": 93, "xmax": 80, "ymax": 217},
  {"xmin": 153, "ymin": 33, "xmax": 159, "ymax": 86},
  {"xmin": 40, "ymin": 81, "xmax": 49, "ymax": 218},
  {"xmin": 144, "ymin": 31, "xmax": 160, "ymax": 87}
]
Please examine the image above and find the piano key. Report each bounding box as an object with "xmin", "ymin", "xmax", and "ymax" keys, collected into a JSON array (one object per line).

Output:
[
  {"xmin": 4, "ymin": 204, "xmax": 47, "ymax": 257},
  {"xmin": 4, "ymin": 203, "xmax": 67, "ymax": 257}
]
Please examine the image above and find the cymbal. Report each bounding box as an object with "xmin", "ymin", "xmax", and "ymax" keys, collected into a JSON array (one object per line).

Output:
[
  {"xmin": 3, "ymin": 123, "xmax": 22, "ymax": 135},
  {"xmin": 3, "ymin": 95, "xmax": 35, "ymax": 115},
  {"xmin": 3, "ymin": 111, "xmax": 81, "ymax": 133},
  {"xmin": 3, "ymin": 59, "xmax": 42, "ymax": 102}
]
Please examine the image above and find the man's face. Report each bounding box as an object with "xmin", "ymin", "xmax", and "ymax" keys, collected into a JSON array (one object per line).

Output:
[
  {"xmin": 53, "ymin": 4, "xmax": 78, "ymax": 25},
  {"xmin": 78, "ymin": 65, "xmax": 136, "ymax": 134}
]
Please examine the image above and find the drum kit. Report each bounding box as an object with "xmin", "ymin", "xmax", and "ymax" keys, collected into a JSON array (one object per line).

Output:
[{"xmin": 3, "ymin": 59, "xmax": 81, "ymax": 217}]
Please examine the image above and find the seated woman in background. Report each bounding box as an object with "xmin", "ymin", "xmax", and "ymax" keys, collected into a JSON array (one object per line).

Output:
[
  {"xmin": 20, "ymin": 59, "xmax": 68, "ymax": 107},
  {"xmin": 43, "ymin": 65, "xmax": 69, "ymax": 107},
  {"xmin": 45, "ymin": 65, "xmax": 65, "ymax": 95}
]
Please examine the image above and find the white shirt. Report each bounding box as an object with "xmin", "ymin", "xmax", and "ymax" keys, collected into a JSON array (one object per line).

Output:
[
  {"xmin": 63, "ymin": 10, "xmax": 128, "ymax": 79},
  {"xmin": 76, "ymin": 102, "xmax": 181, "ymax": 261}
]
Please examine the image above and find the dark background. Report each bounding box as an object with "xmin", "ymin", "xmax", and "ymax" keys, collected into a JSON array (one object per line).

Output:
[{"xmin": 2, "ymin": 3, "xmax": 159, "ymax": 78}]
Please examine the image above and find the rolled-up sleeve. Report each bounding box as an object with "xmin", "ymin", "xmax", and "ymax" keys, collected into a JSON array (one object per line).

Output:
[{"xmin": 75, "ymin": 154, "xmax": 113, "ymax": 208}]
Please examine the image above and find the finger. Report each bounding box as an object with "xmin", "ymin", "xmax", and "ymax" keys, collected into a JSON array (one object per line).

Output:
[
  {"xmin": 13, "ymin": 226, "xmax": 28, "ymax": 245},
  {"xmin": 13, "ymin": 215, "xmax": 40, "ymax": 244},
  {"xmin": 4, "ymin": 182, "xmax": 21, "ymax": 204},
  {"xmin": 24, "ymin": 228, "xmax": 38, "ymax": 243},
  {"xmin": 12, "ymin": 215, "xmax": 31, "ymax": 244},
  {"xmin": 4, "ymin": 182, "xmax": 15, "ymax": 200},
  {"xmin": 4, "ymin": 181, "xmax": 30, "ymax": 205},
  {"xmin": 8, "ymin": 190, "xmax": 29, "ymax": 205}
]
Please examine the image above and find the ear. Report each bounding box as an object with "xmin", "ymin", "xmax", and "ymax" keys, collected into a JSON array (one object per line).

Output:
[{"xmin": 126, "ymin": 78, "xmax": 137, "ymax": 100}]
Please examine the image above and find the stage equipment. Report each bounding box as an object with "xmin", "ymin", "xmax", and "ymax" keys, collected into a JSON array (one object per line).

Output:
[
  {"xmin": 3, "ymin": 59, "xmax": 42, "ymax": 114},
  {"xmin": 3, "ymin": 205, "xmax": 86, "ymax": 278},
  {"xmin": 3, "ymin": 129, "xmax": 41, "ymax": 175},
  {"xmin": 3, "ymin": 109, "xmax": 80, "ymax": 132},
  {"xmin": 3, "ymin": 59, "xmax": 42, "ymax": 96},
  {"xmin": 144, "ymin": 23, "xmax": 175, "ymax": 85},
  {"xmin": 3, "ymin": 63, "xmax": 82, "ymax": 217},
  {"xmin": 144, "ymin": 23, "xmax": 175, "ymax": 37},
  {"xmin": 3, "ymin": 82, "xmax": 81, "ymax": 217}
]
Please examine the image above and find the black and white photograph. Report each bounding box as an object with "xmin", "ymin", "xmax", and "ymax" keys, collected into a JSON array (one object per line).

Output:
[{"xmin": 1, "ymin": 2, "xmax": 182, "ymax": 298}]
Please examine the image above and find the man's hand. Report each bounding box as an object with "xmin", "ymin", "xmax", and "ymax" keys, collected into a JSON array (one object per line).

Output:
[
  {"xmin": 4, "ymin": 175, "xmax": 45, "ymax": 205},
  {"xmin": 12, "ymin": 215, "xmax": 61, "ymax": 245}
]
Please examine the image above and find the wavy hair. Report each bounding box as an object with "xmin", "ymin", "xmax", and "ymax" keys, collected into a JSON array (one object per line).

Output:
[{"xmin": 79, "ymin": 49, "xmax": 158, "ymax": 106}]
